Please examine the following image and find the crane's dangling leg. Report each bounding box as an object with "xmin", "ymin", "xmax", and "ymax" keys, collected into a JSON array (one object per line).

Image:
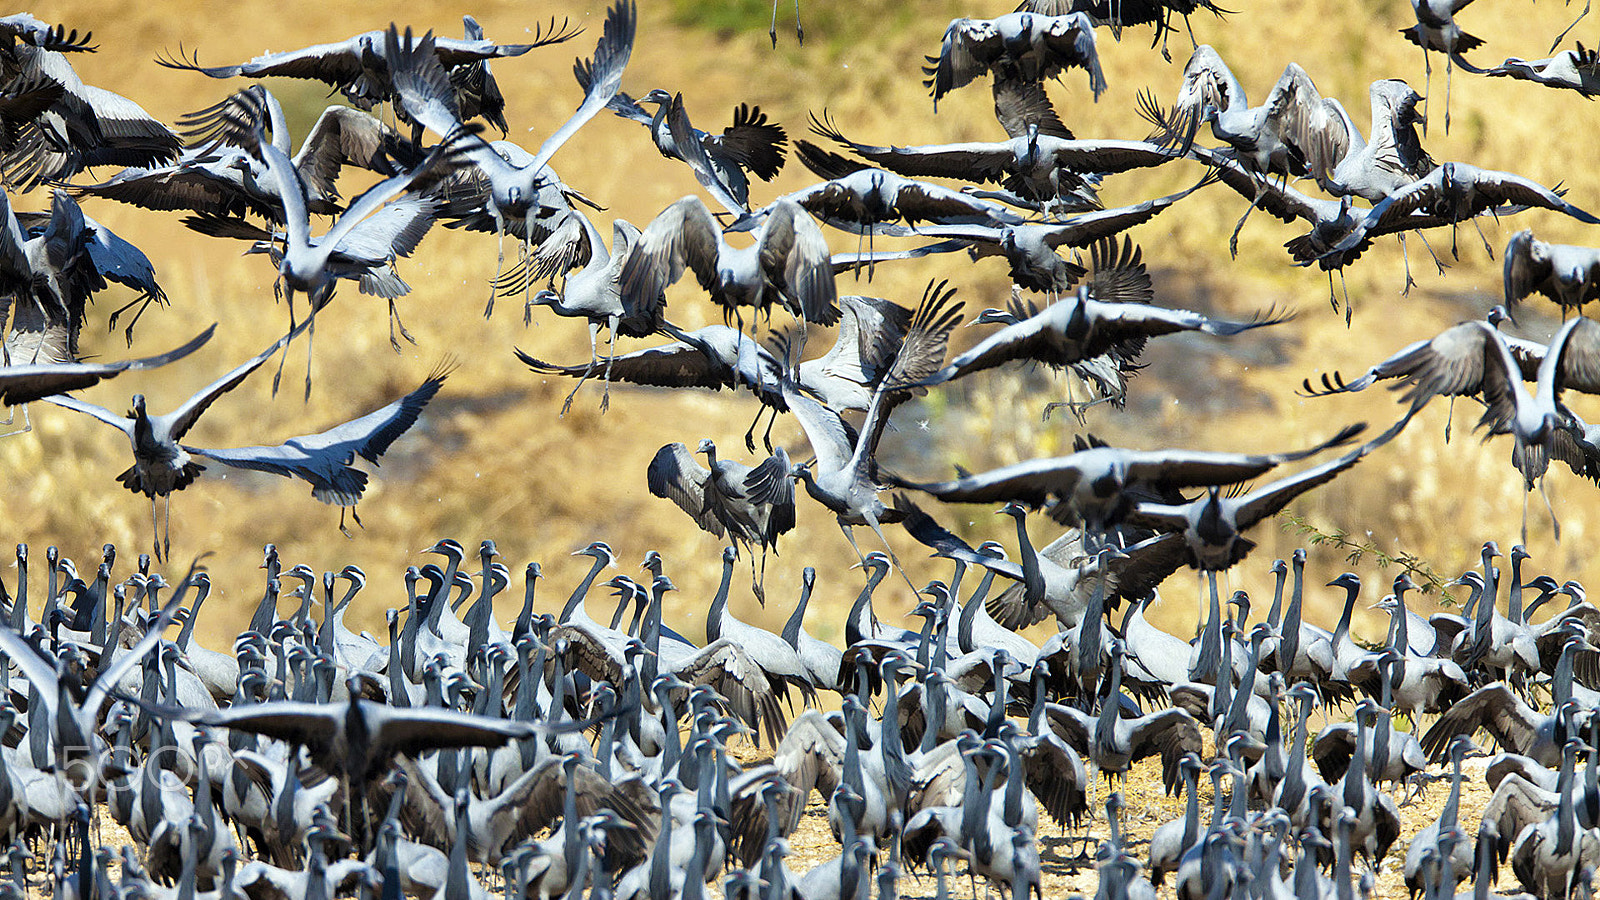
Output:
[
  {"xmin": 600, "ymin": 320, "xmax": 618, "ymax": 414},
  {"xmin": 750, "ymin": 549, "xmax": 766, "ymax": 607},
  {"xmin": 1420, "ymin": 48, "xmax": 1433, "ymax": 137},
  {"xmin": 864, "ymin": 510, "xmax": 922, "ymax": 600},
  {"xmin": 1540, "ymin": 476, "xmax": 1560, "ymax": 543},
  {"xmin": 161, "ymin": 495, "xmax": 172, "ymax": 564},
  {"xmin": 272, "ymin": 284, "xmax": 297, "ymax": 397},
  {"xmin": 559, "ymin": 322, "xmax": 603, "ymax": 417},
  {"xmin": 1228, "ymin": 176, "xmax": 1265, "ymax": 259},
  {"xmin": 761, "ymin": 406, "xmax": 778, "ymax": 453},
  {"xmin": 1398, "ymin": 234, "xmax": 1417, "ymax": 296},
  {"xmin": 387, "ymin": 299, "xmax": 417, "ymax": 353},
  {"xmin": 0, "ymin": 404, "xmax": 31, "ymax": 439},
  {"xmin": 1553, "ymin": 0, "xmax": 1591, "ymax": 51},
  {"xmin": 486, "ymin": 224, "xmax": 510, "ymax": 319},
  {"xmin": 1521, "ymin": 490, "xmax": 1530, "ymax": 546},
  {"xmin": 107, "ymin": 294, "xmax": 158, "ymax": 347},
  {"xmin": 1444, "ymin": 54, "xmax": 1454, "ymax": 135},
  {"xmin": 302, "ymin": 303, "xmax": 317, "ymax": 401},
  {"xmin": 745, "ymin": 402, "xmax": 773, "ymax": 455},
  {"xmin": 1411, "ymin": 230, "xmax": 1447, "ymax": 276},
  {"xmin": 1474, "ymin": 218, "xmax": 1494, "ymax": 257}
]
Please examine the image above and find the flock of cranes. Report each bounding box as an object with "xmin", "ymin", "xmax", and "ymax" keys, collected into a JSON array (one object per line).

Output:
[{"xmin": 3, "ymin": 0, "xmax": 1600, "ymax": 898}]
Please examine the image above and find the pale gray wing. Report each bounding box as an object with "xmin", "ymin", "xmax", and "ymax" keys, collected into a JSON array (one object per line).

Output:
[
  {"xmin": 163, "ymin": 316, "xmax": 312, "ymax": 441},
  {"xmin": 647, "ymin": 442, "xmax": 724, "ymax": 537},
  {"xmin": 619, "ymin": 196, "xmax": 722, "ymax": 309},
  {"xmin": 526, "ymin": 1, "xmax": 636, "ymax": 175},
  {"xmin": 332, "ymin": 194, "xmax": 441, "ymax": 261},
  {"xmin": 196, "ymin": 364, "xmax": 449, "ymax": 475},
  {"xmin": 39, "ymin": 392, "xmax": 131, "ymax": 430},
  {"xmin": 0, "ymin": 325, "xmax": 213, "ymax": 406},
  {"xmin": 292, "ymin": 105, "xmax": 420, "ymax": 200}
]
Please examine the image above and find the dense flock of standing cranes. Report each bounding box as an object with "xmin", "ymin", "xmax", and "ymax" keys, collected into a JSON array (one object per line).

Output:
[{"xmin": 4, "ymin": 0, "xmax": 1600, "ymax": 897}]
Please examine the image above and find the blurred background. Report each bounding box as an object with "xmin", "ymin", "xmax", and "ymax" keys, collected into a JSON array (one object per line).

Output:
[{"xmin": 8, "ymin": 0, "xmax": 1598, "ymax": 653}]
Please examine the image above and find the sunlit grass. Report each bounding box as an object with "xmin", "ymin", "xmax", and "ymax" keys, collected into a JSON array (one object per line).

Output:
[{"xmin": 6, "ymin": 0, "xmax": 1595, "ymax": 659}]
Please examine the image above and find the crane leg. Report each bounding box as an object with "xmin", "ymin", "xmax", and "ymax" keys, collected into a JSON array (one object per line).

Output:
[
  {"xmin": 0, "ymin": 404, "xmax": 31, "ymax": 439},
  {"xmin": 750, "ymin": 549, "xmax": 766, "ymax": 607},
  {"xmin": 1340, "ymin": 269, "xmax": 1353, "ymax": 326},
  {"xmin": 272, "ymin": 286, "xmax": 297, "ymax": 397},
  {"xmin": 388, "ymin": 299, "xmax": 417, "ymax": 352},
  {"xmin": 1410, "ymin": 230, "xmax": 1447, "ymax": 280},
  {"xmin": 559, "ymin": 323, "xmax": 603, "ymax": 417},
  {"xmin": 303, "ymin": 308, "xmax": 317, "ymax": 401},
  {"xmin": 1228, "ymin": 178, "xmax": 1263, "ymax": 258},
  {"xmin": 600, "ymin": 323, "xmax": 618, "ymax": 414},
  {"xmin": 1539, "ymin": 476, "xmax": 1560, "ymax": 543},
  {"xmin": 744, "ymin": 404, "xmax": 771, "ymax": 455},
  {"xmin": 863, "ymin": 511, "xmax": 921, "ymax": 601},
  {"xmin": 1398, "ymin": 234, "xmax": 1417, "ymax": 296},
  {"xmin": 1553, "ymin": 0, "xmax": 1590, "ymax": 51},
  {"xmin": 1419, "ymin": 49, "xmax": 1433, "ymax": 137},
  {"xmin": 486, "ymin": 227, "xmax": 509, "ymax": 319},
  {"xmin": 1473, "ymin": 218, "xmax": 1494, "ymax": 257},
  {"xmin": 107, "ymin": 294, "xmax": 158, "ymax": 347},
  {"xmin": 1444, "ymin": 55, "xmax": 1454, "ymax": 135}
]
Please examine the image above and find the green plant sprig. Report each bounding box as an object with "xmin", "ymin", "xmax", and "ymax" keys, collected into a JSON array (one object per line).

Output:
[{"xmin": 1279, "ymin": 513, "xmax": 1456, "ymax": 605}]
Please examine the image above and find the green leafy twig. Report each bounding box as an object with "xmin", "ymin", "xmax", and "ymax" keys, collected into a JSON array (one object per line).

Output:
[{"xmin": 1279, "ymin": 513, "xmax": 1457, "ymax": 605}]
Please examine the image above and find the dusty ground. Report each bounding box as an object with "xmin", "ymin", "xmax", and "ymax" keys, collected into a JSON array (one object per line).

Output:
[
  {"xmin": 7, "ymin": 718, "xmax": 1509, "ymax": 900},
  {"xmin": 751, "ymin": 723, "xmax": 1504, "ymax": 900}
]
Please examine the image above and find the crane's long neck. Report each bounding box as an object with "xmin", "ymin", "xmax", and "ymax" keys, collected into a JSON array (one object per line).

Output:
[
  {"xmin": 1001, "ymin": 743, "xmax": 1026, "ymax": 828},
  {"xmin": 1554, "ymin": 643, "xmax": 1576, "ymax": 716},
  {"xmin": 1344, "ymin": 711, "xmax": 1368, "ymax": 812},
  {"xmin": 1558, "ymin": 745, "xmax": 1577, "ymax": 856},
  {"xmin": 1281, "ymin": 555, "xmax": 1306, "ymax": 667},
  {"xmin": 1508, "ymin": 553, "xmax": 1526, "ymax": 624},
  {"xmin": 780, "ymin": 572, "xmax": 813, "ymax": 648},
  {"xmin": 1333, "ymin": 582, "xmax": 1359, "ymax": 643},
  {"xmin": 1478, "ymin": 555, "xmax": 1499, "ymax": 636},
  {"xmin": 1011, "ymin": 513, "xmax": 1045, "ymax": 605},
  {"xmin": 1442, "ymin": 745, "xmax": 1464, "ymax": 831},
  {"xmin": 844, "ymin": 566, "xmax": 886, "ymax": 646},
  {"xmin": 705, "ymin": 553, "xmax": 735, "ymax": 643},
  {"xmin": 1078, "ymin": 562, "xmax": 1110, "ymax": 689},
  {"xmin": 921, "ymin": 673, "xmax": 947, "ymax": 754},
  {"xmin": 11, "ymin": 549, "xmax": 26, "ymax": 633},
  {"xmin": 561, "ymin": 555, "xmax": 608, "ymax": 623},
  {"xmin": 959, "ymin": 569, "xmax": 997, "ymax": 656},
  {"xmin": 879, "ymin": 664, "xmax": 910, "ymax": 812},
  {"xmin": 1180, "ymin": 763, "xmax": 1200, "ymax": 850},
  {"xmin": 1265, "ymin": 564, "xmax": 1287, "ymax": 627},
  {"xmin": 1195, "ymin": 572, "xmax": 1223, "ymax": 683},
  {"xmin": 176, "ymin": 580, "xmax": 207, "ymax": 651},
  {"xmin": 515, "ymin": 567, "xmax": 539, "ymax": 642}
]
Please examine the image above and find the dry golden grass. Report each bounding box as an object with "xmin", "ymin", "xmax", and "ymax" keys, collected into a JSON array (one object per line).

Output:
[
  {"xmin": 3, "ymin": 2, "xmax": 1598, "ymax": 894},
  {"xmin": 6, "ymin": 0, "xmax": 1588, "ymax": 654},
  {"xmin": 7, "ymin": 0, "xmax": 1592, "ymax": 644}
]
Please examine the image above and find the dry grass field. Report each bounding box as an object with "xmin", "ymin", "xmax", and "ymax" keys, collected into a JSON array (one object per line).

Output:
[
  {"xmin": 11, "ymin": 0, "xmax": 1596, "ymax": 653},
  {"xmin": 4, "ymin": 0, "xmax": 1600, "ymax": 895}
]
